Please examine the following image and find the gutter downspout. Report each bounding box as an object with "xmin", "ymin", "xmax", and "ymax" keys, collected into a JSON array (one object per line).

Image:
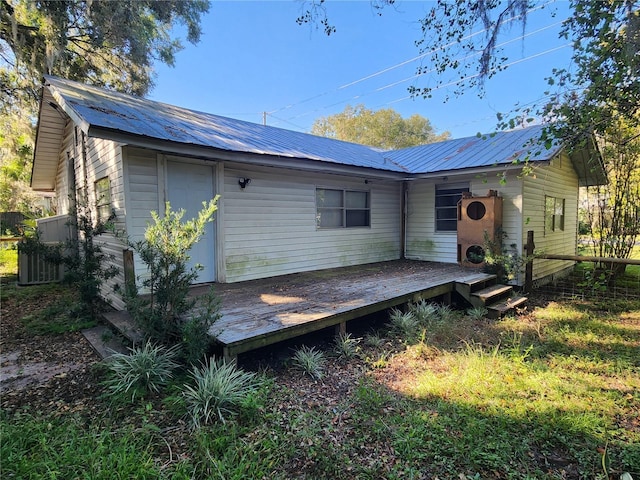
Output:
[{"xmin": 401, "ymin": 181, "xmax": 408, "ymax": 259}]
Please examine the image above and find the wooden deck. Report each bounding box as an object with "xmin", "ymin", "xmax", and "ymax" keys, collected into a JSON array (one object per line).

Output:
[{"xmin": 191, "ymin": 260, "xmax": 488, "ymax": 359}]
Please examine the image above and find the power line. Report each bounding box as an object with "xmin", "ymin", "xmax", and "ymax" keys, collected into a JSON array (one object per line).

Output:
[
  {"xmin": 266, "ymin": 1, "xmax": 555, "ymax": 118},
  {"xmin": 277, "ymin": 41, "xmax": 570, "ymax": 127}
]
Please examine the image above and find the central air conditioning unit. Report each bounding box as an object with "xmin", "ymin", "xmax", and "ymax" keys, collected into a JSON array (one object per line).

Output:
[{"xmin": 457, "ymin": 190, "xmax": 503, "ymax": 268}]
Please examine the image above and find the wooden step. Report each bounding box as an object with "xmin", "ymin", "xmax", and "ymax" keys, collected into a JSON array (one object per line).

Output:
[
  {"xmin": 102, "ymin": 310, "xmax": 144, "ymax": 345},
  {"xmin": 472, "ymin": 284, "xmax": 513, "ymax": 304},
  {"xmin": 454, "ymin": 273, "xmax": 497, "ymax": 298},
  {"xmin": 487, "ymin": 295, "xmax": 528, "ymax": 318},
  {"xmin": 82, "ymin": 325, "xmax": 130, "ymax": 359}
]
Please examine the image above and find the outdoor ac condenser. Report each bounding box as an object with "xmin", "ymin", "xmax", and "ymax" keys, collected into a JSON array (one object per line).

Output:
[{"xmin": 17, "ymin": 244, "xmax": 64, "ymax": 285}]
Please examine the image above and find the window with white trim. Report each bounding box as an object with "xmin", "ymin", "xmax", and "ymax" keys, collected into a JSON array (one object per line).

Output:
[
  {"xmin": 545, "ymin": 196, "xmax": 565, "ymax": 234},
  {"xmin": 316, "ymin": 188, "xmax": 370, "ymax": 228},
  {"xmin": 94, "ymin": 177, "xmax": 112, "ymax": 222},
  {"xmin": 435, "ymin": 184, "xmax": 469, "ymax": 232}
]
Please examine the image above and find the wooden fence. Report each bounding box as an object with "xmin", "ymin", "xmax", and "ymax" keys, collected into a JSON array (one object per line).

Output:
[{"xmin": 524, "ymin": 230, "xmax": 640, "ymax": 292}]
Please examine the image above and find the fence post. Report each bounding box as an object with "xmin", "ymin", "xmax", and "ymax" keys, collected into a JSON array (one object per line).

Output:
[{"xmin": 524, "ymin": 230, "xmax": 535, "ymax": 292}]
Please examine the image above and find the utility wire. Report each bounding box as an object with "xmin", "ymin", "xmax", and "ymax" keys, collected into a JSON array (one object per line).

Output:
[
  {"xmin": 266, "ymin": 1, "xmax": 555, "ymax": 117},
  {"xmin": 279, "ymin": 41, "xmax": 569, "ymax": 127}
]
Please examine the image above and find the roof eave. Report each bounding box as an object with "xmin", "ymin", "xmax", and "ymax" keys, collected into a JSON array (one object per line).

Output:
[
  {"xmin": 568, "ymin": 136, "xmax": 607, "ymax": 187},
  {"xmin": 31, "ymin": 86, "xmax": 69, "ymax": 191}
]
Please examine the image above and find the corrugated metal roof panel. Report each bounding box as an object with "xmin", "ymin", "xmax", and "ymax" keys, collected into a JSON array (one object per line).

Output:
[
  {"xmin": 384, "ymin": 126, "xmax": 562, "ymax": 174},
  {"xmin": 44, "ymin": 76, "xmax": 405, "ymax": 173},
  {"xmin": 40, "ymin": 76, "xmax": 605, "ymax": 185}
]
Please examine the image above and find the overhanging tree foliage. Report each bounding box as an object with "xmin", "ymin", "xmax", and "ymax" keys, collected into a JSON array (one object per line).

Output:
[
  {"xmin": 311, "ymin": 104, "xmax": 450, "ymax": 149},
  {"xmin": 0, "ymin": 0, "xmax": 209, "ymax": 213},
  {"xmin": 583, "ymin": 120, "xmax": 640, "ymax": 275},
  {"xmin": 300, "ymin": 0, "xmax": 640, "ymax": 269}
]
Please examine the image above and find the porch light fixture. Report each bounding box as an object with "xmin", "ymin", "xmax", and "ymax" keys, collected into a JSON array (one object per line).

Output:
[{"xmin": 238, "ymin": 177, "xmax": 251, "ymax": 189}]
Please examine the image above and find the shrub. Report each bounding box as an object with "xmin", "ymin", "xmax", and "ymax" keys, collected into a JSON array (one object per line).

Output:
[
  {"xmin": 124, "ymin": 199, "xmax": 220, "ymax": 364},
  {"xmin": 409, "ymin": 300, "xmax": 439, "ymax": 325},
  {"xmin": 182, "ymin": 359, "xmax": 260, "ymax": 426},
  {"xmin": 388, "ymin": 308, "xmax": 419, "ymax": 339},
  {"xmin": 466, "ymin": 306, "xmax": 488, "ymax": 321},
  {"xmin": 104, "ymin": 341, "xmax": 179, "ymax": 401},
  {"xmin": 333, "ymin": 331, "xmax": 360, "ymax": 359},
  {"xmin": 17, "ymin": 197, "xmax": 118, "ymax": 319},
  {"xmin": 365, "ymin": 331, "xmax": 385, "ymax": 348},
  {"xmin": 291, "ymin": 345, "xmax": 326, "ymax": 380}
]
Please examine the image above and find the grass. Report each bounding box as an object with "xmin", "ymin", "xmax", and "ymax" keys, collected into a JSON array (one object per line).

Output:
[
  {"xmin": 2, "ymin": 285, "xmax": 639, "ymax": 478},
  {"xmin": 0, "ymin": 246, "xmax": 17, "ymax": 277}
]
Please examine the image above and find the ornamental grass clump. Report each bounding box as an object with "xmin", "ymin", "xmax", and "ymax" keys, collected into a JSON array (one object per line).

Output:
[
  {"xmin": 409, "ymin": 300, "xmax": 439, "ymax": 325},
  {"xmin": 388, "ymin": 307, "xmax": 419, "ymax": 340},
  {"xmin": 466, "ymin": 306, "xmax": 489, "ymax": 321},
  {"xmin": 183, "ymin": 358, "xmax": 260, "ymax": 427},
  {"xmin": 333, "ymin": 331, "xmax": 360, "ymax": 359},
  {"xmin": 105, "ymin": 341, "xmax": 179, "ymax": 401},
  {"xmin": 291, "ymin": 345, "xmax": 326, "ymax": 380}
]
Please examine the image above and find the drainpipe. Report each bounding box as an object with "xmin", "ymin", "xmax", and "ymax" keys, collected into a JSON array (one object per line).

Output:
[{"xmin": 401, "ymin": 181, "xmax": 408, "ymax": 259}]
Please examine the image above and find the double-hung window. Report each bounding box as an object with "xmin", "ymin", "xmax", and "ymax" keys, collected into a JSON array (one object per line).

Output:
[
  {"xmin": 316, "ymin": 188, "xmax": 370, "ymax": 228},
  {"xmin": 545, "ymin": 196, "xmax": 565, "ymax": 234},
  {"xmin": 94, "ymin": 177, "xmax": 112, "ymax": 223},
  {"xmin": 435, "ymin": 184, "xmax": 469, "ymax": 232}
]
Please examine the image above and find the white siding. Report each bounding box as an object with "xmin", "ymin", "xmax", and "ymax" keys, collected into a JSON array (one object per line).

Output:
[
  {"xmin": 223, "ymin": 163, "xmax": 401, "ymax": 282},
  {"xmin": 49, "ymin": 126, "xmax": 127, "ymax": 308},
  {"xmin": 82, "ymin": 136, "xmax": 126, "ymax": 309},
  {"xmin": 523, "ymin": 154, "xmax": 579, "ymax": 283},
  {"xmin": 54, "ymin": 121, "xmax": 75, "ymax": 214},
  {"xmin": 405, "ymin": 172, "xmax": 523, "ymax": 264},
  {"xmin": 122, "ymin": 147, "xmax": 162, "ymax": 295}
]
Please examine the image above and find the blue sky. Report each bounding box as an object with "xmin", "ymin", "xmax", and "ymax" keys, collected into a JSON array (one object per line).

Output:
[{"xmin": 150, "ymin": 1, "xmax": 574, "ymax": 139}]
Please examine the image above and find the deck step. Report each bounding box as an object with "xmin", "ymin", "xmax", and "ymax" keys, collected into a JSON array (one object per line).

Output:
[
  {"xmin": 487, "ymin": 295, "xmax": 528, "ymax": 318},
  {"xmin": 454, "ymin": 273, "xmax": 498, "ymax": 298},
  {"xmin": 102, "ymin": 310, "xmax": 144, "ymax": 345},
  {"xmin": 82, "ymin": 325, "xmax": 130, "ymax": 359},
  {"xmin": 472, "ymin": 284, "xmax": 514, "ymax": 303}
]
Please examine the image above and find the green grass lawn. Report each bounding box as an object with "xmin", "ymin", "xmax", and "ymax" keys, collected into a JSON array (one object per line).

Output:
[
  {"xmin": 2, "ymin": 278, "xmax": 639, "ymax": 479},
  {"xmin": 0, "ymin": 245, "xmax": 17, "ymax": 277}
]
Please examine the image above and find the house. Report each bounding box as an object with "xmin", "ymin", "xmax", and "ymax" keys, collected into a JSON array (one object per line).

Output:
[{"xmin": 31, "ymin": 76, "xmax": 606, "ymax": 311}]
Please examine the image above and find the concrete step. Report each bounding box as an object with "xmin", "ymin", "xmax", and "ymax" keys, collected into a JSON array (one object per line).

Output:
[{"xmin": 487, "ymin": 295, "xmax": 528, "ymax": 319}]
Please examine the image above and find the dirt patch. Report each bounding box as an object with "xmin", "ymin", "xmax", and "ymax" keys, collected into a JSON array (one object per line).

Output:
[{"xmin": 0, "ymin": 286, "xmax": 102, "ymax": 415}]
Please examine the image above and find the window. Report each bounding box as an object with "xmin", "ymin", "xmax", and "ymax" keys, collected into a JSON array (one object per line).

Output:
[
  {"xmin": 545, "ymin": 196, "xmax": 565, "ymax": 233},
  {"xmin": 435, "ymin": 184, "xmax": 469, "ymax": 231},
  {"xmin": 316, "ymin": 188, "xmax": 370, "ymax": 228},
  {"xmin": 94, "ymin": 177, "xmax": 112, "ymax": 222}
]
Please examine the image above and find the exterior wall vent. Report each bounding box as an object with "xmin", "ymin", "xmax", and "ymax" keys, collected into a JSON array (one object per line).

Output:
[{"xmin": 457, "ymin": 190, "xmax": 503, "ymax": 268}]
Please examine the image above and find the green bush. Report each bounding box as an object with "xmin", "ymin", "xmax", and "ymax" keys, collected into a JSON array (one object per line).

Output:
[
  {"xmin": 183, "ymin": 359, "xmax": 261, "ymax": 426},
  {"xmin": 388, "ymin": 308, "xmax": 419, "ymax": 340},
  {"xmin": 291, "ymin": 345, "xmax": 326, "ymax": 380},
  {"xmin": 104, "ymin": 341, "xmax": 179, "ymax": 401},
  {"xmin": 333, "ymin": 331, "xmax": 360, "ymax": 359},
  {"xmin": 124, "ymin": 199, "xmax": 220, "ymax": 365}
]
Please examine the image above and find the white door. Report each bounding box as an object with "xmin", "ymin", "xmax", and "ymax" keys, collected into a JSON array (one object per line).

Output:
[{"xmin": 167, "ymin": 161, "xmax": 216, "ymax": 283}]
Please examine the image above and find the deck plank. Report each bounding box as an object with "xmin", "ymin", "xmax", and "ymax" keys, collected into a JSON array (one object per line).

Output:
[{"xmin": 198, "ymin": 260, "xmax": 474, "ymax": 356}]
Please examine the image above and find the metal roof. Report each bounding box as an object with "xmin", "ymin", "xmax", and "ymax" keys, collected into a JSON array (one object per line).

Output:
[
  {"xmin": 32, "ymin": 76, "xmax": 606, "ymax": 191},
  {"xmin": 385, "ymin": 126, "xmax": 560, "ymax": 174},
  {"xmin": 43, "ymin": 75, "xmax": 404, "ymax": 172}
]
